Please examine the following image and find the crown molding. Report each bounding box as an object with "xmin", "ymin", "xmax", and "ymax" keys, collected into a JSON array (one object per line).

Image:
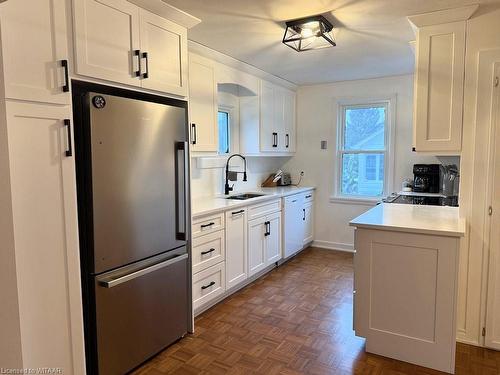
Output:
[
  {"xmin": 408, "ymin": 4, "xmax": 479, "ymax": 29},
  {"xmin": 128, "ymin": 0, "xmax": 201, "ymax": 28}
]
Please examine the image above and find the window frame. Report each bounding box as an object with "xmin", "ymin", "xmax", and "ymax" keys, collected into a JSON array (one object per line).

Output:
[
  {"xmin": 331, "ymin": 96, "xmax": 396, "ymax": 204},
  {"xmin": 217, "ymin": 105, "xmax": 235, "ymax": 156}
]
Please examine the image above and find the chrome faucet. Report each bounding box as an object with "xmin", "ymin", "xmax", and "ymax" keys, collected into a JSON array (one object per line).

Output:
[{"xmin": 225, "ymin": 154, "xmax": 247, "ymax": 195}]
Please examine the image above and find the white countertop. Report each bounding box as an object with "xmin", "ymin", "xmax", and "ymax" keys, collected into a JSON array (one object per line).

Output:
[
  {"xmin": 192, "ymin": 186, "xmax": 315, "ymax": 218},
  {"xmin": 349, "ymin": 203, "xmax": 465, "ymax": 237}
]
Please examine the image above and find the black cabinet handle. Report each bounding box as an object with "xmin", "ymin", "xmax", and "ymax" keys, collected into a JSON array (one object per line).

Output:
[
  {"xmin": 201, "ymin": 248, "xmax": 215, "ymax": 255},
  {"xmin": 200, "ymin": 222, "xmax": 215, "ymax": 229},
  {"xmin": 61, "ymin": 60, "xmax": 69, "ymax": 92},
  {"xmin": 191, "ymin": 124, "xmax": 197, "ymax": 145},
  {"xmin": 272, "ymin": 132, "xmax": 278, "ymax": 148},
  {"xmin": 264, "ymin": 221, "xmax": 270, "ymax": 236},
  {"xmin": 232, "ymin": 209, "xmax": 245, "ymax": 215},
  {"xmin": 303, "ymin": 208, "xmax": 306, "ymax": 221},
  {"xmin": 285, "ymin": 134, "xmax": 289, "ymax": 148},
  {"xmin": 305, "ymin": 195, "xmax": 312, "ymax": 199},
  {"xmin": 201, "ymin": 281, "xmax": 215, "ymax": 290},
  {"xmin": 175, "ymin": 142, "xmax": 187, "ymax": 241},
  {"xmin": 412, "ymin": 147, "xmax": 416, "ymax": 152},
  {"xmin": 142, "ymin": 52, "xmax": 149, "ymax": 79},
  {"xmin": 134, "ymin": 50, "xmax": 141, "ymax": 77},
  {"xmin": 64, "ymin": 119, "xmax": 72, "ymax": 157}
]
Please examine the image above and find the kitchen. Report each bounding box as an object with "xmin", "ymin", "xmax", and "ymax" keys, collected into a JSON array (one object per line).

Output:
[{"xmin": 1, "ymin": 0, "xmax": 500, "ymax": 375}]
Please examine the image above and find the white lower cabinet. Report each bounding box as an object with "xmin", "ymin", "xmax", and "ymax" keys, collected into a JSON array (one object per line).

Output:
[
  {"xmin": 225, "ymin": 208, "xmax": 247, "ymax": 290},
  {"xmin": 353, "ymin": 228, "xmax": 460, "ymax": 373},
  {"xmin": 303, "ymin": 202, "xmax": 314, "ymax": 245},
  {"xmin": 283, "ymin": 191, "xmax": 315, "ymax": 258},
  {"xmin": 1, "ymin": 101, "xmax": 83, "ymax": 372},
  {"xmin": 248, "ymin": 201, "xmax": 282, "ymax": 277},
  {"xmin": 248, "ymin": 216, "xmax": 267, "ymax": 276},
  {"xmin": 265, "ymin": 212, "xmax": 282, "ymax": 264},
  {"xmin": 192, "ymin": 262, "xmax": 225, "ymax": 310},
  {"xmin": 192, "ymin": 230, "xmax": 224, "ymax": 274}
]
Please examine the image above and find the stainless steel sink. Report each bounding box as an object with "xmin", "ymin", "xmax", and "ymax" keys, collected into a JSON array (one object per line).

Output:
[{"xmin": 226, "ymin": 193, "xmax": 266, "ymax": 200}]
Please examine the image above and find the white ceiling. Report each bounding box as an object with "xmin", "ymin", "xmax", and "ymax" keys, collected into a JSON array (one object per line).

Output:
[{"xmin": 166, "ymin": 0, "xmax": 500, "ymax": 85}]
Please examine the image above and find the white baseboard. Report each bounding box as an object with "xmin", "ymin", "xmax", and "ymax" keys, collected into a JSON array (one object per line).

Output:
[{"xmin": 312, "ymin": 240, "xmax": 355, "ymax": 253}]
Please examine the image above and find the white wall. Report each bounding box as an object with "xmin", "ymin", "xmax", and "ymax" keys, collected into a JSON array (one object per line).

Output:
[{"xmin": 283, "ymin": 74, "xmax": 447, "ymax": 250}]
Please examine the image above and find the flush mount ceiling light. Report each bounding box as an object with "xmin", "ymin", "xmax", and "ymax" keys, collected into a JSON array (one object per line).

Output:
[{"xmin": 282, "ymin": 15, "xmax": 336, "ymax": 52}]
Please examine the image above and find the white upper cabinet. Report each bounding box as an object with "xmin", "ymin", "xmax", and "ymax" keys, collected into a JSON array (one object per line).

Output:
[
  {"xmin": 188, "ymin": 54, "xmax": 218, "ymax": 152},
  {"xmin": 409, "ymin": 5, "xmax": 478, "ymax": 154},
  {"xmin": 259, "ymin": 80, "xmax": 276, "ymax": 152},
  {"xmin": 73, "ymin": 0, "xmax": 141, "ymax": 87},
  {"xmin": 139, "ymin": 9, "xmax": 187, "ymax": 96},
  {"xmin": 283, "ymin": 89, "xmax": 296, "ymax": 152},
  {"xmin": 258, "ymin": 80, "xmax": 296, "ymax": 154},
  {"xmin": 0, "ymin": 0, "xmax": 70, "ymax": 104},
  {"xmin": 73, "ymin": 0, "xmax": 192, "ymax": 96}
]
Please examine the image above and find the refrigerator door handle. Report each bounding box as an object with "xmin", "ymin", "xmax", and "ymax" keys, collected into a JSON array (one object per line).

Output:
[
  {"xmin": 98, "ymin": 253, "xmax": 188, "ymax": 288},
  {"xmin": 175, "ymin": 141, "xmax": 188, "ymax": 241}
]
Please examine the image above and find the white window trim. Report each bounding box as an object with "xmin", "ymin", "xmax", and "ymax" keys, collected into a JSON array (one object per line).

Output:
[{"xmin": 330, "ymin": 95, "xmax": 396, "ymax": 203}]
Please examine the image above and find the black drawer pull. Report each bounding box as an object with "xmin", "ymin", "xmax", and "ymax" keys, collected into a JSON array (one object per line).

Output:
[
  {"xmin": 134, "ymin": 49, "xmax": 141, "ymax": 77},
  {"xmin": 272, "ymin": 132, "xmax": 278, "ymax": 148},
  {"xmin": 200, "ymin": 222, "xmax": 215, "ymax": 229},
  {"xmin": 303, "ymin": 208, "xmax": 306, "ymax": 221},
  {"xmin": 305, "ymin": 195, "xmax": 312, "ymax": 199},
  {"xmin": 191, "ymin": 123, "xmax": 197, "ymax": 145},
  {"xmin": 64, "ymin": 119, "xmax": 72, "ymax": 157},
  {"xmin": 201, "ymin": 248, "xmax": 215, "ymax": 256},
  {"xmin": 232, "ymin": 209, "xmax": 245, "ymax": 215},
  {"xmin": 201, "ymin": 281, "xmax": 215, "ymax": 290},
  {"xmin": 61, "ymin": 60, "xmax": 69, "ymax": 92},
  {"xmin": 142, "ymin": 51, "xmax": 149, "ymax": 79}
]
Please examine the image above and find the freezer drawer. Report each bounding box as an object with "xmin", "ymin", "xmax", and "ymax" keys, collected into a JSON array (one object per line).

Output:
[{"xmin": 94, "ymin": 249, "xmax": 189, "ymax": 375}]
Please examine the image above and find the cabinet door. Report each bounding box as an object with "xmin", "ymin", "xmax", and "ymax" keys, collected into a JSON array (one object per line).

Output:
[
  {"xmin": 189, "ymin": 54, "xmax": 218, "ymax": 152},
  {"xmin": 5, "ymin": 101, "xmax": 80, "ymax": 372},
  {"xmin": 302, "ymin": 202, "xmax": 313, "ymax": 245},
  {"xmin": 225, "ymin": 209, "xmax": 247, "ymax": 289},
  {"xmin": 273, "ymin": 86, "xmax": 285, "ymax": 151},
  {"xmin": 0, "ymin": 0, "xmax": 70, "ymax": 104},
  {"xmin": 248, "ymin": 217, "xmax": 267, "ymax": 276},
  {"xmin": 265, "ymin": 212, "xmax": 282, "ymax": 265},
  {"xmin": 73, "ymin": 0, "xmax": 141, "ymax": 86},
  {"xmin": 283, "ymin": 90, "xmax": 296, "ymax": 153},
  {"xmin": 139, "ymin": 10, "xmax": 188, "ymax": 97},
  {"xmin": 283, "ymin": 195, "xmax": 304, "ymax": 258},
  {"xmin": 260, "ymin": 80, "xmax": 276, "ymax": 152},
  {"xmin": 413, "ymin": 21, "xmax": 465, "ymax": 153}
]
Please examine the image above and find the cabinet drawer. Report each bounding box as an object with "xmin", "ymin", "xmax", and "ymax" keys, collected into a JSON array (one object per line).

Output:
[
  {"xmin": 192, "ymin": 230, "xmax": 225, "ymax": 274},
  {"xmin": 248, "ymin": 199, "xmax": 281, "ymax": 220},
  {"xmin": 192, "ymin": 262, "xmax": 225, "ymax": 310},
  {"xmin": 302, "ymin": 191, "xmax": 314, "ymax": 203},
  {"xmin": 192, "ymin": 212, "xmax": 224, "ymax": 238}
]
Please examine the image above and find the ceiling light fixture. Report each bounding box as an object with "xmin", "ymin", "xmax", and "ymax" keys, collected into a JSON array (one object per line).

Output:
[{"xmin": 282, "ymin": 15, "xmax": 336, "ymax": 52}]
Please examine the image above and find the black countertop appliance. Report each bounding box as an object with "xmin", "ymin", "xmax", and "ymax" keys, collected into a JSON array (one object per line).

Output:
[{"xmin": 413, "ymin": 164, "xmax": 440, "ymax": 193}]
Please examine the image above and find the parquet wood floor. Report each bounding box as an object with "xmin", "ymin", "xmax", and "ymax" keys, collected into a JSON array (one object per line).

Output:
[{"xmin": 132, "ymin": 247, "xmax": 500, "ymax": 375}]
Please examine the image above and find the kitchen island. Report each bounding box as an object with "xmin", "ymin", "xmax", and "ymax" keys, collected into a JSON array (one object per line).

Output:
[{"xmin": 349, "ymin": 203, "xmax": 465, "ymax": 374}]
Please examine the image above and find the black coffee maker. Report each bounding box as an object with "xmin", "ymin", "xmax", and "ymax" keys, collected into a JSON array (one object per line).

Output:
[{"xmin": 413, "ymin": 164, "xmax": 440, "ymax": 193}]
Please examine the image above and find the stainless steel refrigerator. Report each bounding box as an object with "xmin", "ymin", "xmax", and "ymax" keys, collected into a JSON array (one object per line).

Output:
[{"xmin": 73, "ymin": 82, "xmax": 191, "ymax": 375}]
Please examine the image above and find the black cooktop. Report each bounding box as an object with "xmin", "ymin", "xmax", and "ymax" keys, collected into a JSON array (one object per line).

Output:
[{"xmin": 385, "ymin": 194, "xmax": 459, "ymax": 207}]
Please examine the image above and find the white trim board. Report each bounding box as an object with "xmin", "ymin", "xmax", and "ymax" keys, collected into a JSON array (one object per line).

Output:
[{"xmin": 312, "ymin": 240, "xmax": 355, "ymax": 253}]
